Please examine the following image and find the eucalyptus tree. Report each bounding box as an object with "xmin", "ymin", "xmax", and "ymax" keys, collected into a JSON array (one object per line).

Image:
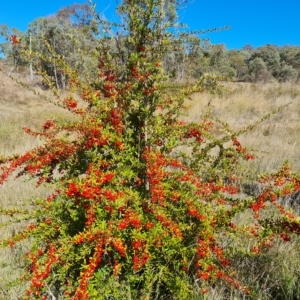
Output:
[
  {"xmin": 0, "ymin": 25, "xmax": 27, "ymax": 74},
  {"xmin": 280, "ymin": 47, "xmax": 300, "ymax": 80},
  {"xmin": 227, "ymin": 50, "xmax": 248, "ymax": 80},
  {"xmin": 278, "ymin": 64, "xmax": 298, "ymax": 83},
  {"xmin": 279, "ymin": 46, "xmax": 300, "ymax": 67},
  {"xmin": 28, "ymin": 4, "xmax": 97, "ymax": 90},
  {"xmin": 249, "ymin": 44, "xmax": 281, "ymax": 78},
  {"xmin": 248, "ymin": 57, "xmax": 271, "ymax": 82}
]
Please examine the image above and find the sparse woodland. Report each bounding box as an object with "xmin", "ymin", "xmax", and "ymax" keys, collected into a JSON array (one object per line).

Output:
[
  {"xmin": 1, "ymin": 1, "xmax": 300, "ymax": 300},
  {"xmin": 1, "ymin": 4, "xmax": 300, "ymax": 86}
]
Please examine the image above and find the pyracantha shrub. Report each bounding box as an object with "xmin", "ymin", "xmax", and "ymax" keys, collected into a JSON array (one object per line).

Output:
[{"xmin": 1, "ymin": 1, "xmax": 300, "ymax": 299}]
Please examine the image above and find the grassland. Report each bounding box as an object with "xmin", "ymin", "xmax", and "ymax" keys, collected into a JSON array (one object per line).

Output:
[
  {"xmin": 189, "ymin": 82, "xmax": 300, "ymax": 173},
  {"xmin": 1, "ymin": 61, "xmax": 300, "ymax": 299}
]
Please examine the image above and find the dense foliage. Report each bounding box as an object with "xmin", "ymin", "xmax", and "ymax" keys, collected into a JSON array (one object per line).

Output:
[{"xmin": 1, "ymin": 1, "xmax": 300, "ymax": 299}]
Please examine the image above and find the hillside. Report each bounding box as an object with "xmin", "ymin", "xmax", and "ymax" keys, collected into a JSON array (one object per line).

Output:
[{"xmin": 0, "ymin": 60, "xmax": 75, "ymax": 155}]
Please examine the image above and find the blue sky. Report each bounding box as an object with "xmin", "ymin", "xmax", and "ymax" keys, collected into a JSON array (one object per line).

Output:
[{"xmin": 0, "ymin": 0, "xmax": 300, "ymax": 50}]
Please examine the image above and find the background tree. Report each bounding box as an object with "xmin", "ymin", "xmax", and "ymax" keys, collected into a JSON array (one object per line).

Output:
[
  {"xmin": 28, "ymin": 3, "xmax": 97, "ymax": 90},
  {"xmin": 227, "ymin": 49, "xmax": 248, "ymax": 80},
  {"xmin": 56, "ymin": 3, "xmax": 96, "ymax": 28},
  {"xmin": 278, "ymin": 64, "xmax": 298, "ymax": 83},
  {"xmin": 279, "ymin": 46, "xmax": 300, "ymax": 67},
  {"xmin": 248, "ymin": 57, "xmax": 271, "ymax": 82},
  {"xmin": 249, "ymin": 44, "xmax": 280, "ymax": 79},
  {"xmin": 279, "ymin": 46, "xmax": 300, "ymax": 81},
  {"xmin": 209, "ymin": 44, "xmax": 235, "ymax": 77},
  {"xmin": 0, "ymin": 25, "xmax": 27, "ymax": 74},
  {"xmin": 242, "ymin": 44, "xmax": 255, "ymax": 52}
]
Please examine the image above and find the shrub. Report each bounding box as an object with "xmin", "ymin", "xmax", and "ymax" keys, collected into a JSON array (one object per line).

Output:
[{"xmin": 1, "ymin": 1, "xmax": 300, "ymax": 299}]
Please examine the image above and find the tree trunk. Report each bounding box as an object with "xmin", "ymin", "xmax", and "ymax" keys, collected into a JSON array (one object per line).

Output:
[{"xmin": 53, "ymin": 65, "xmax": 60, "ymax": 90}]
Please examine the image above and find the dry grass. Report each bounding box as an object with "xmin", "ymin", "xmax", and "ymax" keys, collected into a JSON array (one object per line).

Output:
[
  {"xmin": 188, "ymin": 82, "xmax": 300, "ymax": 173},
  {"xmin": 1, "ymin": 63, "xmax": 300, "ymax": 299},
  {"xmin": 0, "ymin": 64, "xmax": 76, "ymax": 156},
  {"xmin": 0, "ymin": 64, "xmax": 75, "ymax": 299},
  {"xmin": 0, "ymin": 177, "xmax": 51, "ymax": 300}
]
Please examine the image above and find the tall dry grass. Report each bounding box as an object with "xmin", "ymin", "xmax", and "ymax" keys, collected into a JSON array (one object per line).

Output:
[{"xmin": 188, "ymin": 82, "xmax": 300, "ymax": 174}]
